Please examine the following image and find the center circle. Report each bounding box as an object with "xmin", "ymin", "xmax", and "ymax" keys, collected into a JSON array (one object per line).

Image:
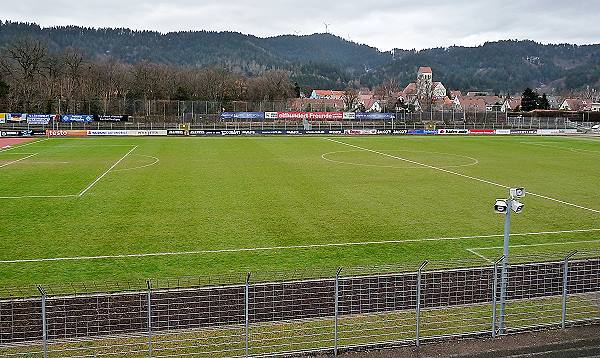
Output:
[{"xmin": 321, "ymin": 150, "xmax": 479, "ymax": 169}]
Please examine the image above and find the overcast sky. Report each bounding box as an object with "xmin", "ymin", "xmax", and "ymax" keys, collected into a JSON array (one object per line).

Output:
[{"xmin": 2, "ymin": 0, "xmax": 600, "ymax": 51}]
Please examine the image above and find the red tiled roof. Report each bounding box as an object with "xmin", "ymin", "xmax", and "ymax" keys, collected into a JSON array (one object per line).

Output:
[{"xmin": 418, "ymin": 66, "xmax": 433, "ymax": 74}]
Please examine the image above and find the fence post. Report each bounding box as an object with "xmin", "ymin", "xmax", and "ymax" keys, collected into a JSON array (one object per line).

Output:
[
  {"xmin": 146, "ymin": 280, "xmax": 152, "ymax": 357},
  {"xmin": 37, "ymin": 286, "xmax": 48, "ymax": 358},
  {"xmin": 416, "ymin": 261, "xmax": 428, "ymax": 347},
  {"xmin": 245, "ymin": 272, "xmax": 251, "ymax": 357},
  {"xmin": 334, "ymin": 268, "xmax": 342, "ymax": 356},
  {"xmin": 491, "ymin": 256, "xmax": 504, "ymax": 338},
  {"xmin": 562, "ymin": 251, "xmax": 577, "ymax": 329}
]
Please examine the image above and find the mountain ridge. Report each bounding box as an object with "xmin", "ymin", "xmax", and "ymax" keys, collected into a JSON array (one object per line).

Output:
[{"xmin": 1, "ymin": 21, "xmax": 599, "ymax": 93}]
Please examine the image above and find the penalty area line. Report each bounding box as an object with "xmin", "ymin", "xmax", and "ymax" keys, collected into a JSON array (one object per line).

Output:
[
  {"xmin": 2, "ymin": 228, "xmax": 600, "ymax": 264},
  {"xmin": 324, "ymin": 138, "xmax": 600, "ymax": 214},
  {"xmin": 0, "ymin": 153, "xmax": 38, "ymax": 169}
]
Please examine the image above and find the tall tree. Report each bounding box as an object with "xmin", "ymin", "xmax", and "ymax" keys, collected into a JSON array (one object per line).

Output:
[
  {"xmin": 341, "ymin": 87, "xmax": 359, "ymax": 110},
  {"xmin": 521, "ymin": 88, "xmax": 539, "ymax": 111},
  {"xmin": 537, "ymin": 93, "xmax": 550, "ymax": 110}
]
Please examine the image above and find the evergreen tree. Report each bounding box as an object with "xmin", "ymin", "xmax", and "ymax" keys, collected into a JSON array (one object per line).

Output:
[
  {"xmin": 537, "ymin": 93, "xmax": 550, "ymax": 110},
  {"xmin": 521, "ymin": 88, "xmax": 539, "ymax": 111}
]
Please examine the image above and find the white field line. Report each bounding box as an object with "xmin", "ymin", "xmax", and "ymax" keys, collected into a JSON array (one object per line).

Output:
[
  {"xmin": 113, "ymin": 155, "xmax": 159, "ymax": 172},
  {"xmin": 0, "ymin": 138, "xmax": 49, "ymax": 152},
  {"xmin": 0, "ymin": 194, "xmax": 78, "ymax": 199},
  {"xmin": 321, "ymin": 149, "xmax": 479, "ymax": 169},
  {"xmin": 470, "ymin": 239, "xmax": 600, "ymax": 251},
  {"xmin": 522, "ymin": 142, "xmax": 600, "ymax": 156},
  {"xmin": 54, "ymin": 145, "xmax": 135, "ymax": 147},
  {"xmin": 466, "ymin": 239, "xmax": 600, "ymax": 262},
  {"xmin": 324, "ymin": 138, "xmax": 600, "ymax": 214},
  {"xmin": 1, "ymin": 228, "xmax": 599, "ymax": 264},
  {"xmin": 465, "ymin": 248, "xmax": 493, "ymax": 263},
  {"xmin": 0, "ymin": 153, "xmax": 38, "ymax": 168},
  {"xmin": 77, "ymin": 145, "xmax": 138, "ymax": 197}
]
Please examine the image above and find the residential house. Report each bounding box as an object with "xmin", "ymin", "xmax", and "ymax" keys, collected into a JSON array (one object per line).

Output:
[
  {"xmin": 454, "ymin": 97, "xmax": 487, "ymax": 112},
  {"xmin": 560, "ymin": 98, "xmax": 587, "ymax": 111},
  {"xmin": 501, "ymin": 97, "xmax": 522, "ymax": 112},
  {"xmin": 310, "ymin": 90, "xmax": 345, "ymax": 100}
]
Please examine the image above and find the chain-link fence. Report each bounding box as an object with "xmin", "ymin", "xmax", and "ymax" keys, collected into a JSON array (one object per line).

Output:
[{"xmin": 0, "ymin": 250, "xmax": 599, "ymax": 357}]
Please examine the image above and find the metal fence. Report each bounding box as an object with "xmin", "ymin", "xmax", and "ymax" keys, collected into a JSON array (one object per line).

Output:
[
  {"xmin": 1, "ymin": 117, "xmax": 594, "ymax": 134},
  {"xmin": 0, "ymin": 251, "xmax": 599, "ymax": 357}
]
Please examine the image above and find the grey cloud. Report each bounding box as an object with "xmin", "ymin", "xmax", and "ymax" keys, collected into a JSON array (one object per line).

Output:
[{"xmin": 1, "ymin": 0, "xmax": 599, "ymax": 50}]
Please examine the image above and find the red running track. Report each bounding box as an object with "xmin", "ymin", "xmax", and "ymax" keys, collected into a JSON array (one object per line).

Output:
[{"xmin": 0, "ymin": 137, "xmax": 36, "ymax": 149}]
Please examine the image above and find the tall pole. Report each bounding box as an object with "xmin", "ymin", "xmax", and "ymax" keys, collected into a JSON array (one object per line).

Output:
[{"xmin": 499, "ymin": 198, "xmax": 512, "ymax": 334}]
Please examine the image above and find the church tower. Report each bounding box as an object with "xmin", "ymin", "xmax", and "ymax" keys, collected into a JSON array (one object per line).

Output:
[{"xmin": 416, "ymin": 66, "xmax": 433, "ymax": 104}]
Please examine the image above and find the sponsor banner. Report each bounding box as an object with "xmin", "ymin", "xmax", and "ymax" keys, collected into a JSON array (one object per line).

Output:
[
  {"xmin": 7, "ymin": 113, "xmax": 27, "ymax": 122},
  {"xmin": 344, "ymin": 129, "xmax": 378, "ymax": 135},
  {"xmin": 97, "ymin": 115, "xmax": 129, "ymax": 122},
  {"xmin": 123, "ymin": 130, "xmax": 168, "ymax": 136},
  {"xmin": 0, "ymin": 113, "xmax": 6, "ymax": 124},
  {"xmin": 27, "ymin": 114, "xmax": 55, "ymax": 125},
  {"xmin": 343, "ymin": 112, "xmax": 356, "ymax": 120},
  {"xmin": 61, "ymin": 114, "xmax": 94, "ymax": 123},
  {"xmin": 46, "ymin": 130, "xmax": 88, "ymax": 137},
  {"xmin": 1, "ymin": 130, "xmax": 23, "ymax": 137},
  {"xmin": 146, "ymin": 130, "xmax": 168, "ymax": 136},
  {"xmin": 495, "ymin": 129, "xmax": 511, "ymax": 135},
  {"xmin": 264, "ymin": 112, "xmax": 278, "ymax": 119},
  {"xmin": 536, "ymin": 129, "xmax": 578, "ymax": 135},
  {"xmin": 167, "ymin": 129, "xmax": 186, "ymax": 136},
  {"xmin": 277, "ymin": 112, "xmax": 344, "ymax": 120},
  {"xmin": 510, "ymin": 129, "xmax": 537, "ymax": 135},
  {"xmin": 438, "ymin": 129, "xmax": 469, "ymax": 135},
  {"xmin": 31, "ymin": 129, "xmax": 47, "ymax": 136},
  {"xmin": 355, "ymin": 112, "xmax": 396, "ymax": 120},
  {"xmin": 407, "ymin": 129, "xmax": 438, "ymax": 135},
  {"xmin": 469, "ymin": 129, "xmax": 496, "ymax": 135},
  {"xmin": 305, "ymin": 130, "xmax": 344, "ymax": 135},
  {"xmin": 87, "ymin": 130, "xmax": 129, "ymax": 136},
  {"xmin": 220, "ymin": 112, "xmax": 264, "ymax": 120}
]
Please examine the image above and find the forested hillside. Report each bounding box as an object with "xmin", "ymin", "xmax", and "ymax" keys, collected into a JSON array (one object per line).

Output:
[{"xmin": 1, "ymin": 21, "xmax": 599, "ymax": 93}]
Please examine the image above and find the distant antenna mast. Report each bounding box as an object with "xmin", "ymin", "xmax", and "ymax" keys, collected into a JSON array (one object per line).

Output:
[{"xmin": 323, "ymin": 22, "xmax": 330, "ymax": 34}]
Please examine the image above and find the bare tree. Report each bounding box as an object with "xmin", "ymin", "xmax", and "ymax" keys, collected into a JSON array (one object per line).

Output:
[
  {"xmin": 3, "ymin": 38, "xmax": 47, "ymax": 111},
  {"xmin": 342, "ymin": 87, "xmax": 359, "ymax": 110}
]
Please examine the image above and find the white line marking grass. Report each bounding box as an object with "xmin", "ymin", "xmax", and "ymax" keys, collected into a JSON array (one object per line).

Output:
[
  {"xmin": 467, "ymin": 240, "xmax": 600, "ymax": 262},
  {"xmin": 1, "ymin": 228, "xmax": 599, "ymax": 264},
  {"xmin": 0, "ymin": 194, "xmax": 78, "ymax": 199},
  {"xmin": 78, "ymin": 145, "xmax": 138, "ymax": 197},
  {"xmin": 113, "ymin": 155, "xmax": 159, "ymax": 172},
  {"xmin": 0, "ymin": 153, "xmax": 38, "ymax": 168},
  {"xmin": 324, "ymin": 138, "xmax": 600, "ymax": 214}
]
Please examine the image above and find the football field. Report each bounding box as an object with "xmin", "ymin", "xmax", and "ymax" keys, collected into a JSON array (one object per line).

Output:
[{"xmin": 1, "ymin": 135, "xmax": 600, "ymax": 287}]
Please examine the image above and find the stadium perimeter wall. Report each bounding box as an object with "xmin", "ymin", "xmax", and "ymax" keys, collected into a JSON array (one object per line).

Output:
[{"xmin": 0, "ymin": 128, "xmax": 579, "ymax": 138}]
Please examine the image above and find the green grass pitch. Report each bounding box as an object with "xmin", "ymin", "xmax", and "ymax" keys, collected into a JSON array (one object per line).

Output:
[{"xmin": 1, "ymin": 135, "xmax": 599, "ymax": 287}]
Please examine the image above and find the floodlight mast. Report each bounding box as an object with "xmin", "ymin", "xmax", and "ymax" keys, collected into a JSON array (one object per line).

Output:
[{"xmin": 496, "ymin": 188, "xmax": 525, "ymax": 335}]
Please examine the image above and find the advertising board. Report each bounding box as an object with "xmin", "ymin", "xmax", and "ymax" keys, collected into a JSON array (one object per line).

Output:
[
  {"xmin": 355, "ymin": 113, "xmax": 396, "ymax": 120},
  {"xmin": 7, "ymin": 113, "xmax": 27, "ymax": 122},
  {"xmin": 26, "ymin": 114, "xmax": 54, "ymax": 125},
  {"xmin": 536, "ymin": 129, "xmax": 578, "ymax": 135},
  {"xmin": 61, "ymin": 114, "xmax": 94, "ymax": 123},
  {"xmin": 469, "ymin": 129, "xmax": 496, "ymax": 135},
  {"xmin": 46, "ymin": 130, "xmax": 88, "ymax": 137},
  {"xmin": 97, "ymin": 115, "xmax": 129, "ymax": 122},
  {"xmin": 276, "ymin": 112, "xmax": 344, "ymax": 120},
  {"xmin": 220, "ymin": 112, "xmax": 264, "ymax": 120},
  {"xmin": 438, "ymin": 129, "xmax": 469, "ymax": 135},
  {"xmin": 0, "ymin": 113, "xmax": 6, "ymax": 124}
]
